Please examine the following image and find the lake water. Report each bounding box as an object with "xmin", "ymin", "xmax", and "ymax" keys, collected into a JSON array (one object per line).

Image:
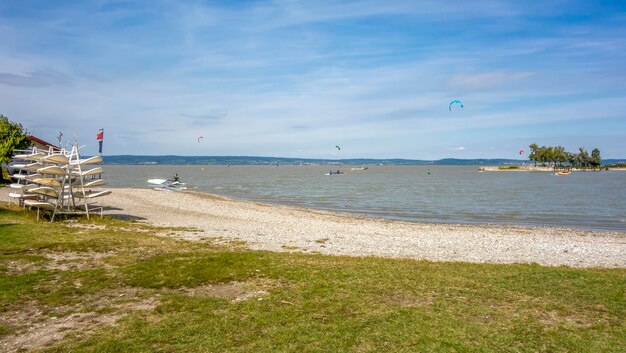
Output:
[{"xmin": 104, "ymin": 165, "xmax": 626, "ymax": 231}]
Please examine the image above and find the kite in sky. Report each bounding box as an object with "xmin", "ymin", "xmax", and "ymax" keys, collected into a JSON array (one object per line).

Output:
[{"xmin": 449, "ymin": 99, "xmax": 464, "ymax": 111}]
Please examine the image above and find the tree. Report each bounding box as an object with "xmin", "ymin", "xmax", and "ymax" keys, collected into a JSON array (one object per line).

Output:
[
  {"xmin": 554, "ymin": 146, "xmax": 567, "ymax": 168},
  {"xmin": 538, "ymin": 145, "xmax": 548, "ymax": 166},
  {"xmin": 527, "ymin": 143, "xmax": 603, "ymax": 171},
  {"xmin": 566, "ymin": 152, "xmax": 577, "ymax": 169},
  {"xmin": 591, "ymin": 148, "xmax": 602, "ymax": 169},
  {"xmin": 544, "ymin": 146, "xmax": 555, "ymax": 168},
  {"xmin": 528, "ymin": 143, "xmax": 539, "ymax": 166},
  {"xmin": 578, "ymin": 147, "xmax": 590, "ymax": 169},
  {"xmin": 0, "ymin": 115, "xmax": 32, "ymax": 182}
]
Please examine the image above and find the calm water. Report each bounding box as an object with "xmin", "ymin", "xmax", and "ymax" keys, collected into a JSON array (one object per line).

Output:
[{"xmin": 104, "ymin": 165, "xmax": 626, "ymax": 231}]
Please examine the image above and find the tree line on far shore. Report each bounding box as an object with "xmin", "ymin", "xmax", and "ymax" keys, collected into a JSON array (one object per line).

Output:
[{"xmin": 527, "ymin": 144, "xmax": 602, "ymax": 170}]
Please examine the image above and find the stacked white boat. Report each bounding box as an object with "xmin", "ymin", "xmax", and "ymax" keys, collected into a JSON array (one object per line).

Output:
[{"xmin": 9, "ymin": 145, "xmax": 111, "ymax": 221}]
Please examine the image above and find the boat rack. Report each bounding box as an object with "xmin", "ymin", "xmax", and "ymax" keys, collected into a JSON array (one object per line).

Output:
[{"xmin": 8, "ymin": 144, "xmax": 111, "ymax": 221}]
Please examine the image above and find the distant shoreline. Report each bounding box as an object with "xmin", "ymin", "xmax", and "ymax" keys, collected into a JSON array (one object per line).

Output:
[
  {"xmin": 479, "ymin": 166, "xmax": 622, "ymax": 172},
  {"xmin": 95, "ymin": 155, "xmax": 626, "ymax": 166}
]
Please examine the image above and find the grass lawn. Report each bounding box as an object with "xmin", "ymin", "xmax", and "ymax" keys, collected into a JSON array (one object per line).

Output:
[{"xmin": 0, "ymin": 204, "xmax": 624, "ymax": 352}]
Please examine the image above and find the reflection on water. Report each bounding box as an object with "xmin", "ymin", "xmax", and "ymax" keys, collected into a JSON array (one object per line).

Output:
[{"xmin": 104, "ymin": 165, "xmax": 626, "ymax": 231}]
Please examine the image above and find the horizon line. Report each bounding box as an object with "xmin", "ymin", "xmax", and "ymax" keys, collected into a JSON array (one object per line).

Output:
[{"xmin": 97, "ymin": 155, "xmax": 626, "ymax": 161}]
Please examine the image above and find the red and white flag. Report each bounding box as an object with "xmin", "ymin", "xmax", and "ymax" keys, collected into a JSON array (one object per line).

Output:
[{"xmin": 96, "ymin": 129, "xmax": 104, "ymax": 153}]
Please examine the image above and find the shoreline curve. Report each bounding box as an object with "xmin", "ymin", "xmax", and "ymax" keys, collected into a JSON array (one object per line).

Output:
[{"xmin": 2, "ymin": 187, "xmax": 625, "ymax": 268}]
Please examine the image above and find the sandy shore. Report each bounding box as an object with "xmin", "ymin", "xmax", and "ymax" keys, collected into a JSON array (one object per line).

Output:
[{"xmin": 2, "ymin": 187, "xmax": 625, "ymax": 268}]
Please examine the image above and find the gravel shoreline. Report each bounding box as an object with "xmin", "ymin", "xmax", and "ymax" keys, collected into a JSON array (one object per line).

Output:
[{"xmin": 3, "ymin": 187, "xmax": 625, "ymax": 268}]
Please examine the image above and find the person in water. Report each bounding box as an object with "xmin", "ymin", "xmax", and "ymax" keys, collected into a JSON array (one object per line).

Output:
[{"xmin": 171, "ymin": 173, "xmax": 180, "ymax": 182}]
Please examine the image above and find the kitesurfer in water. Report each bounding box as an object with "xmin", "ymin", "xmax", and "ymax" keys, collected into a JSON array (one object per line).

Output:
[{"xmin": 170, "ymin": 173, "xmax": 180, "ymax": 182}]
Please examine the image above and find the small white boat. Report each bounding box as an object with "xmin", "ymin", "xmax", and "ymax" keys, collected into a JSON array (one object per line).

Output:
[
  {"xmin": 147, "ymin": 178, "xmax": 168, "ymax": 185},
  {"xmin": 38, "ymin": 166, "xmax": 66, "ymax": 176},
  {"xmin": 14, "ymin": 152, "xmax": 46, "ymax": 161},
  {"xmin": 77, "ymin": 179, "xmax": 107, "ymax": 188},
  {"xmin": 71, "ymin": 167, "xmax": 104, "ymax": 177},
  {"xmin": 24, "ymin": 162, "xmax": 44, "ymax": 171},
  {"xmin": 70, "ymin": 155, "xmax": 103, "ymax": 166},
  {"xmin": 29, "ymin": 186, "xmax": 59, "ymax": 198},
  {"xmin": 23, "ymin": 200, "xmax": 56, "ymax": 211},
  {"xmin": 42, "ymin": 153, "xmax": 69, "ymax": 165},
  {"xmin": 8, "ymin": 161, "xmax": 40, "ymax": 173},
  {"xmin": 9, "ymin": 183, "xmax": 37, "ymax": 191},
  {"xmin": 32, "ymin": 177, "xmax": 62, "ymax": 187},
  {"xmin": 9, "ymin": 192, "xmax": 39, "ymax": 201},
  {"xmin": 73, "ymin": 190, "xmax": 112, "ymax": 199},
  {"xmin": 148, "ymin": 178, "xmax": 187, "ymax": 191}
]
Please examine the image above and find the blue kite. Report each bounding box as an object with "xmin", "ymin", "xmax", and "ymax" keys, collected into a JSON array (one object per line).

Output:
[{"xmin": 449, "ymin": 99, "xmax": 464, "ymax": 111}]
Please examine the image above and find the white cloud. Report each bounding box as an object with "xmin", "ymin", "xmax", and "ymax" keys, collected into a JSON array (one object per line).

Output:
[
  {"xmin": 449, "ymin": 71, "xmax": 533, "ymax": 89},
  {"xmin": 0, "ymin": 1, "xmax": 624, "ymax": 158}
]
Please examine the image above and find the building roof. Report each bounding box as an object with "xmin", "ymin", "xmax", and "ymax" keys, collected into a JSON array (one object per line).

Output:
[{"xmin": 27, "ymin": 135, "xmax": 57, "ymax": 148}]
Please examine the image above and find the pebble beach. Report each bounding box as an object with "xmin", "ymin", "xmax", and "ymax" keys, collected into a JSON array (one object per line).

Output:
[{"xmin": 10, "ymin": 187, "xmax": 618, "ymax": 268}]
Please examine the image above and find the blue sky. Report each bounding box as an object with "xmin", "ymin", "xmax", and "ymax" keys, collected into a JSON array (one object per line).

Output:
[{"xmin": 1, "ymin": 0, "xmax": 625, "ymax": 159}]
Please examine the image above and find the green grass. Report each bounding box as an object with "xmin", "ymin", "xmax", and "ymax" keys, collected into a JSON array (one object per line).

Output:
[
  {"xmin": 0, "ymin": 204, "xmax": 624, "ymax": 352},
  {"xmin": 498, "ymin": 166, "xmax": 521, "ymax": 170}
]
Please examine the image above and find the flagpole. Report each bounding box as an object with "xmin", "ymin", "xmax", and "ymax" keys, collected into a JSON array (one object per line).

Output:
[{"xmin": 57, "ymin": 131, "xmax": 63, "ymax": 149}]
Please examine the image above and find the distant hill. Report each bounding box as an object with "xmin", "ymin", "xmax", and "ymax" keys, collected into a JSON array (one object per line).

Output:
[{"xmin": 98, "ymin": 155, "xmax": 626, "ymax": 166}]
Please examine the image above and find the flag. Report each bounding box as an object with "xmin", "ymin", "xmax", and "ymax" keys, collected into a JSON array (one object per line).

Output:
[{"xmin": 96, "ymin": 129, "xmax": 104, "ymax": 154}]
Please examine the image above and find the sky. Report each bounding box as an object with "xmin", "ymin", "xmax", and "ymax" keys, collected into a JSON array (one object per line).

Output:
[{"xmin": 1, "ymin": 0, "xmax": 625, "ymax": 159}]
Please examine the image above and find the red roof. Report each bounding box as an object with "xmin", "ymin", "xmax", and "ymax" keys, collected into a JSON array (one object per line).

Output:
[{"xmin": 27, "ymin": 135, "xmax": 57, "ymax": 148}]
